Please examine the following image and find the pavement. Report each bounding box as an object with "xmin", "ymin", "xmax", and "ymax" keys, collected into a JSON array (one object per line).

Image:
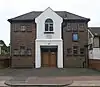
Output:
[
  {"xmin": 0, "ymin": 68, "xmax": 100, "ymax": 76},
  {"xmin": 3, "ymin": 76, "xmax": 100, "ymax": 86},
  {"xmin": 0, "ymin": 68, "xmax": 100, "ymax": 86}
]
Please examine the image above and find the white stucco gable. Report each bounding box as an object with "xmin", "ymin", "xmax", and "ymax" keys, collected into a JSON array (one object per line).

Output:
[
  {"xmin": 35, "ymin": 7, "xmax": 63, "ymax": 23},
  {"xmin": 35, "ymin": 7, "xmax": 63, "ymax": 39}
]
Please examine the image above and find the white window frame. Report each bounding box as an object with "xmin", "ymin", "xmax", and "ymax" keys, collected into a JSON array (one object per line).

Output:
[{"xmin": 45, "ymin": 19, "xmax": 53, "ymax": 32}]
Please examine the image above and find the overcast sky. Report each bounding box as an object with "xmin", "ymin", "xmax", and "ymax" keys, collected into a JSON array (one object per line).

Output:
[{"xmin": 1, "ymin": 0, "xmax": 100, "ymax": 46}]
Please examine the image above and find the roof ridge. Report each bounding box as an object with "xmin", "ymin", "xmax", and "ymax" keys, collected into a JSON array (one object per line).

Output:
[{"xmin": 8, "ymin": 10, "xmax": 90, "ymax": 22}]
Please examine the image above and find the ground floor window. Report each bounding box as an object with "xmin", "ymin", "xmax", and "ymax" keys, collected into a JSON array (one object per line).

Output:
[
  {"xmin": 27, "ymin": 49, "xmax": 32, "ymax": 56},
  {"xmin": 73, "ymin": 46, "xmax": 78, "ymax": 55},
  {"xmin": 80, "ymin": 48, "xmax": 85, "ymax": 55},
  {"xmin": 67, "ymin": 48, "xmax": 72, "ymax": 55},
  {"xmin": 20, "ymin": 46, "xmax": 25, "ymax": 56},
  {"xmin": 13, "ymin": 49, "xmax": 19, "ymax": 56}
]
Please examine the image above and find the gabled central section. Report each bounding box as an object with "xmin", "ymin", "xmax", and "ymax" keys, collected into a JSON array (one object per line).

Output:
[
  {"xmin": 35, "ymin": 7, "xmax": 63, "ymax": 68},
  {"xmin": 35, "ymin": 7, "xmax": 63, "ymax": 39}
]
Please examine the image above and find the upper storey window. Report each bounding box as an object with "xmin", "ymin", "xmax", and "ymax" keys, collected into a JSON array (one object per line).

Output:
[
  {"xmin": 45, "ymin": 19, "xmax": 53, "ymax": 32},
  {"xmin": 72, "ymin": 33, "xmax": 78, "ymax": 41}
]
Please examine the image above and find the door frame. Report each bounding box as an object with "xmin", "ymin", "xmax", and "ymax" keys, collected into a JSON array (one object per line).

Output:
[{"xmin": 40, "ymin": 46, "xmax": 58, "ymax": 67}]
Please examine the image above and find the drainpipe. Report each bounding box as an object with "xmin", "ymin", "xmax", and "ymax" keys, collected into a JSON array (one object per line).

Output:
[{"xmin": 84, "ymin": 44, "xmax": 89, "ymax": 68}]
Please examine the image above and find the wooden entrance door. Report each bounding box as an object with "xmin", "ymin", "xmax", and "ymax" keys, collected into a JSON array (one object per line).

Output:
[
  {"xmin": 41, "ymin": 48, "xmax": 57, "ymax": 67},
  {"xmin": 50, "ymin": 52, "xmax": 56, "ymax": 67},
  {"xmin": 41, "ymin": 52, "xmax": 49, "ymax": 67}
]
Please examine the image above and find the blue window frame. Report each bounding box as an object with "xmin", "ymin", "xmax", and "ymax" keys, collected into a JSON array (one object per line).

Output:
[{"xmin": 72, "ymin": 33, "xmax": 78, "ymax": 41}]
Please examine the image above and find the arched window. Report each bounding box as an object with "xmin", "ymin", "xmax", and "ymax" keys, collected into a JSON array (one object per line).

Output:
[{"xmin": 45, "ymin": 19, "xmax": 53, "ymax": 32}]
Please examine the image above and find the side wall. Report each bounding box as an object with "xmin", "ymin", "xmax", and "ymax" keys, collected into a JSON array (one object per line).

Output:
[
  {"xmin": 63, "ymin": 21, "xmax": 88, "ymax": 68},
  {"xmin": 11, "ymin": 21, "xmax": 36, "ymax": 68}
]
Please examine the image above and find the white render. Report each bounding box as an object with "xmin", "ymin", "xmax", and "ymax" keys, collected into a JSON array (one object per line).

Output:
[
  {"xmin": 0, "ymin": 47, "xmax": 1, "ymax": 55},
  {"xmin": 89, "ymin": 48, "xmax": 100, "ymax": 59},
  {"xmin": 35, "ymin": 39, "xmax": 63, "ymax": 68},
  {"xmin": 35, "ymin": 7, "xmax": 63, "ymax": 40},
  {"xmin": 35, "ymin": 7, "xmax": 63, "ymax": 68},
  {"xmin": 0, "ymin": 44, "xmax": 3, "ymax": 55},
  {"xmin": 88, "ymin": 31, "xmax": 100, "ymax": 59}
]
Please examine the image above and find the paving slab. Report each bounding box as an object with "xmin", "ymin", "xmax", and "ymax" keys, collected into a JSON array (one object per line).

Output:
[{"xmin": 69, "ymin": 81, "xmax": 100, "ymax": 86}]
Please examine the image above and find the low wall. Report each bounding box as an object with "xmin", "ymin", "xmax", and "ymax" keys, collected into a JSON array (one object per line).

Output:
[
  {"xmin": 89, "ymin": 59, "xmax": 100, "ymax": 70},
  {"xmin": 0, "ymin": 55, "xmax": 10, "ymax": 68}
]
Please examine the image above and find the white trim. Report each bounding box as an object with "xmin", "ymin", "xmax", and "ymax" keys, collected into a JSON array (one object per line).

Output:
[
  {"xmin": 88, "ymin": 29, "xmax": 94, "ymax": 38},
  {"xmin": 35, "ymin": 7, "xmax": 63, "ymax": 68},
  {"xmin": 35, "ymin": 39, "xmax": 63, "ymax": 68}
]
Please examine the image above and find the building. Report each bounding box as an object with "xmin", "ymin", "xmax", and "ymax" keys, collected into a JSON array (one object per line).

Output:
[
  {"xmin": 8, "ymin": 7, "xmax": 90, "ymax": 68},
  {"xmin": 0, "ymin": 40, "xmax": 10, "ymax": 68},
  {"xmin": 88, "ymin": 27, "xmax": 100, "ymax": 69}
]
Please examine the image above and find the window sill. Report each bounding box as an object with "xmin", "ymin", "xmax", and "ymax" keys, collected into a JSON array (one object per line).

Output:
[
  {"xmin": 73, "ymin": 54, "xmax": 79, "ymax": 56},
  {"xmin": 27, "ymin": 55, "xmax": 32, "ymax": 56},
  {"xmin": 72, "ymin": 40, "xmax": 78, "ymax": 42},
  {"xmin": 66, "ymin": 30, "xmax": 72, "ymax": 32},
  {"xmin": 26, "ymin": 31, "xmax": 32, "ymax": 32},
  {"xmin": 44, "ymin": 32, "xmax": 54, "ymax": 34},
  {"xmin": 80, "ymin": 54, "xmax": 85, "ymax": 56},
  {"xmin": 13, "ymin": 55, "xmax": 19, "ymax": 56},
  {"xmin": 67, "ymin": 54, "xmax": 72, "ymax": 56},
  {"xmin": 20, "ymin": 55, "xmax": 26, "ymax": 56},
  {"xmin": 79, "ymin": 30, "xmax": 84, "ymax": 32},
  {"xmin": 14, "ymin": 31, "xmax": 18, "ymax": 32},
  {"xmin": 72, "ymin": 30, "xmax": 78, "ymax": 32},
  {"xmin": 72, "ymin": 54, "xmax": 85, "ymax": 56}
]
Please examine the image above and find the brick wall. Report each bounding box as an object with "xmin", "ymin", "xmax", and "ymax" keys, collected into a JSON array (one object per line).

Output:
[
  {"xmin": 0, "ymin": 55, "xmax": 10, "ymax": 68},
  {"xmin": 89, "ymin": 59, "xmax": 100, "ymax": 70}
]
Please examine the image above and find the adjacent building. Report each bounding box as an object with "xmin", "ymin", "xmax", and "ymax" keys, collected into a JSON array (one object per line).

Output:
[
  {"xmin": 88, "ymin": 27, "xmax": 100, "ymax": 69},
  {"xmin": 8, "ymin": 7, "xmax": 90, "ymax": 68}
]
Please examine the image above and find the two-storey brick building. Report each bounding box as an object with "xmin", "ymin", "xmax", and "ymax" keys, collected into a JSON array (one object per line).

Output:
[{"xmin": 8, "ymin": 7, "xmax": 90, "ymax": 68}]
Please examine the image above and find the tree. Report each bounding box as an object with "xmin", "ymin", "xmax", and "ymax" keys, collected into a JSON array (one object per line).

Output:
[{"xmin": 0, "ymin": 40, "xmax": 10, "ymax": 55}]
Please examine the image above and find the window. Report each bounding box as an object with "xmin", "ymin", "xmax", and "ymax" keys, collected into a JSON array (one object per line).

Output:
[
  {"xmin": 88, "ymin": 44, "xmax": 93, "ymax": 50},
  {"xmin": 13, "ymin": 49, "xmax": 19, "ymax": 56},
  {"xmin": 72, "ymin": 23, "xmax": 78, "ymax": 31},
  {"xmin": 20, "ymin": 26, "xmax": 26, "ymax": 32},
  {"xmin": 73, "ymin": 46, "xmax": 78, "ymax": 55},
  {"xmin": 26, "ymin": 25, "xmax": 32, "ymax": 32},
  {"xmin": 67, "ymin": 23, "xmax": 71, "ymax": 31},
  {"xmin": 45, "ymin": 19, "xmax": 53, "ymax": 32},
  {"xmin": 14, "ymin": 24, "xmax": 19, "ymax": 32},
  {"xmin": 20, "ymin": 46, "xmax": 25, "ymax": 56},
  {"xmin": 72, "ymin": 33, "xmax": 78, "ymax": 41},
  {"xmin": 78, "ymin": 23, "xmax": 85, "ymax": 31},
  {"xmin": 67, "ymin": 48, "xmax": 72, "ymax": 55},
  {"xmin": 93, "ymin": 37, "xmax": 99, "ymax": 48},
  {"xmin": 80, "ymin": 48, "xmax": 84, "ymax": 55},
  {"xmin": 27, "ymin": 49, "xmax": 32, "ymax": 56}
]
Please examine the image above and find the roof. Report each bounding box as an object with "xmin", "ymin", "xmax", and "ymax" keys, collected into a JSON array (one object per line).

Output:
[
  {"xmin": 8, "ymin": 11, "xmax": 90, "ymax": 22},
  {"xmin": 89, "ymin": 27, "xmax": 100, "ymax": 36}
]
